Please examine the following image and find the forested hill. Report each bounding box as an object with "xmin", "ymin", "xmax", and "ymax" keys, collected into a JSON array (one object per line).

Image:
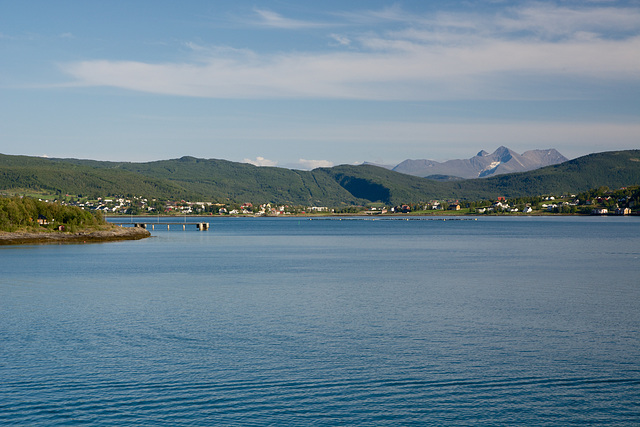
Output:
[
  {"xmin": 0, "ymin": 154, "xmax": 363, "ymax": 205},
  {"xmin": 0, "ymin": 154, "xmax": 197, "ymax": 200},
  {"xmin": 1, "ymin": 150, "xmax": 639, "ymax": 205}
]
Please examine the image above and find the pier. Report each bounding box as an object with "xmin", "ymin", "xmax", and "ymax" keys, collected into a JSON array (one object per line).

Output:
[{"xmin": 113, "ymin": 221, "xmax": 210, "ymax": 231}]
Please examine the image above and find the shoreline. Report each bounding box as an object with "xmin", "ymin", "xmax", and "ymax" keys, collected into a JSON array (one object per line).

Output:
[
  {"xmin": 105, "ymin": 211, "xmax": 638, "ymax": 219},
  {"xmin": 0, "ymin": 226, "xmax": 151, "ymax": 245}
]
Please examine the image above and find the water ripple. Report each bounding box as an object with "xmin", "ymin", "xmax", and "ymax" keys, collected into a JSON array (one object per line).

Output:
[{"xmin": 2, "ymin": 375, "xmax": 639, "ymax": 425}]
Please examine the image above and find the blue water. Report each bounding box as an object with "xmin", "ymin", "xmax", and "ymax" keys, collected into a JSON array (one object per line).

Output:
[{"xmin": 1, "ymin": 216, "xmax": 639, "ymax": 425}]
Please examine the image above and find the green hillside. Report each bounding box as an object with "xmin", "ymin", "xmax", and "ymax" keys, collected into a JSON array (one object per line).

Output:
[
  {"xmin": 1, "ymin": 150, "xmax": 639, "ymax": 205},
  {"xmin": 0, "ymin": 154, "xmax": 196, "ymax": 200},
  {"xmin": 317, "ymin": 150, "xmax": 640, "ymax": 202},
  {"xmin": 46, "ymin": 156, "xmax": 365, "ymax": 205},
  {"xmin": 450, "ymin": 150, "xmax": 640, "ymax": 199}
]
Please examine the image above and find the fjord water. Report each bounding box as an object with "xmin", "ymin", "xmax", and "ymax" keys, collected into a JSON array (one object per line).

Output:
[{"xmin": 1, "ymin": 216, "xmax": 639, "ymax": 425}]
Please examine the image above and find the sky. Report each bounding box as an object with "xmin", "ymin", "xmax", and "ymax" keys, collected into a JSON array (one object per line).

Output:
[{"xmin": 1, "ymin": 0, "xmax": 639, "ymax": 169}]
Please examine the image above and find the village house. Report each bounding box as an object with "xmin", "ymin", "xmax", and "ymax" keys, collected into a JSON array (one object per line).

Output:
[
  {"xmin": 366, "ymin": 207, "xmax": 388, "ymax": 215},
  {"xmin": 390, "ymin": 205, "xmax": 412, "ymax": 213},
  {"xmin": 615, "ymin": 207, "xmax": 631, "ymax": 215}
]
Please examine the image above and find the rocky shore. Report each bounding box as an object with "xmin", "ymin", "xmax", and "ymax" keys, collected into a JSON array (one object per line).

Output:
[{"xmin": 0, "ymin": 225, "xmax": 151, "ymax": 245}]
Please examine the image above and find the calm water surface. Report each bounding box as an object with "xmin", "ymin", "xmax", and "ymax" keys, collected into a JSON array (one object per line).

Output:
[{"xmin": 1, "ymin": 216, "xmax": 639, "ymax": 425}]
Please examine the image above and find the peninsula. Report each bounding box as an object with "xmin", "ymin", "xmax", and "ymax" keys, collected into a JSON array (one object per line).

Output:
[
  {"xmin": 0, "ymin": 226, "xmax": 150, "ymax": 245},
  {"xmin": 0, "ymin": 196, "xmax": 150, "ymax": 245}
]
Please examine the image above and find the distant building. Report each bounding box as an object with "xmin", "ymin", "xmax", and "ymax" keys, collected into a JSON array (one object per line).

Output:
[{"xmin": 615, "ymin": 207, "xmax": 631, "ymax": 215}]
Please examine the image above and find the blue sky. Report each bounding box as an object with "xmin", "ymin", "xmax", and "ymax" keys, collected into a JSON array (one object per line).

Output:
[{"xmin": 1, "ymin": 0, "xmax": 639, "ymax": 169}]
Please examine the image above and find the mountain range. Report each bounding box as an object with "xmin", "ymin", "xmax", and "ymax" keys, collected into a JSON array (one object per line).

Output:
[
  {"xmin": 0, "ymin": 150, "xmax": 639, "ymax": 205},
  {"xmin": 390, "ymin": 147, "xmax": 568, "ymax": 179}
]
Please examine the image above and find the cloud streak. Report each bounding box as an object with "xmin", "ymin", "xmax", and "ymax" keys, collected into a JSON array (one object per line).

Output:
[
  {"xmin": 59, "ymin": 4, "xmax": 640, "ymax": 101},
  {"xmin": 252, "ymin": 9, "xmax": 329, "ymax": 29},
  {"xmin": 297, "ymin": 159, "xmax": 334, "ymax": 169},
  {"xmin": 243, "ymin": 156, "xmax": 278, "ymax": 167}
]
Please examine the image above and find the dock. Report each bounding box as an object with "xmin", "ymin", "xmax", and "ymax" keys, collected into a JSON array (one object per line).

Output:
[{"xmin": 112, "ymin": 221, "xmax": 210, "ymax": 231}]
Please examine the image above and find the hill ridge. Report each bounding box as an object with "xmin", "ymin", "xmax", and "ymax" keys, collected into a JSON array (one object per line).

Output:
[{"xmin": 0, "ymin": 150, "xmax": 639, "ymax": 205}]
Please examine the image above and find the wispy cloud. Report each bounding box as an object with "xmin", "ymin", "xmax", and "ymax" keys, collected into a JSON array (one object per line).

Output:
[
  {"xmin": 243, "ymin": 156, "xmax": 278, "ymax": 167},
  {"xmin": 59, "ymin": 4, "xmax": 640, "ymax": 101},
  {"xmin": 495, "ymin": 4, "xmax": 640, "ymax": 39},
  {"xmin": 252, "ymin": 9, "xmax": 328, "ymax": 29},
  {"xmin": 329, "ymin": 34, "xmax": 351, "ymax": 46},
  {"xmin": 335, "ymin": 4, "xmax": 413, "ymax": 25}
]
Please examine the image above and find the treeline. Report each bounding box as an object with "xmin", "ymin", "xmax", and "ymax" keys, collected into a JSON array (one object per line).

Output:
[{"xmin": 0, "ymin": 196, "xmax": 105, "ymax": 232}]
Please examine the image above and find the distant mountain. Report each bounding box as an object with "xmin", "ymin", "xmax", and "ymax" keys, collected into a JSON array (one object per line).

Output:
[
  {"xmin": 392, "ymin": 147, "xmax": 568, "ymax": 179},
  {"xmin": 0, "ymin": 150, "xmax": 638, "ymax": 204},
  {"xmin": 324, "ymin": 150, "xmax": 640, "ymax": 202}
]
